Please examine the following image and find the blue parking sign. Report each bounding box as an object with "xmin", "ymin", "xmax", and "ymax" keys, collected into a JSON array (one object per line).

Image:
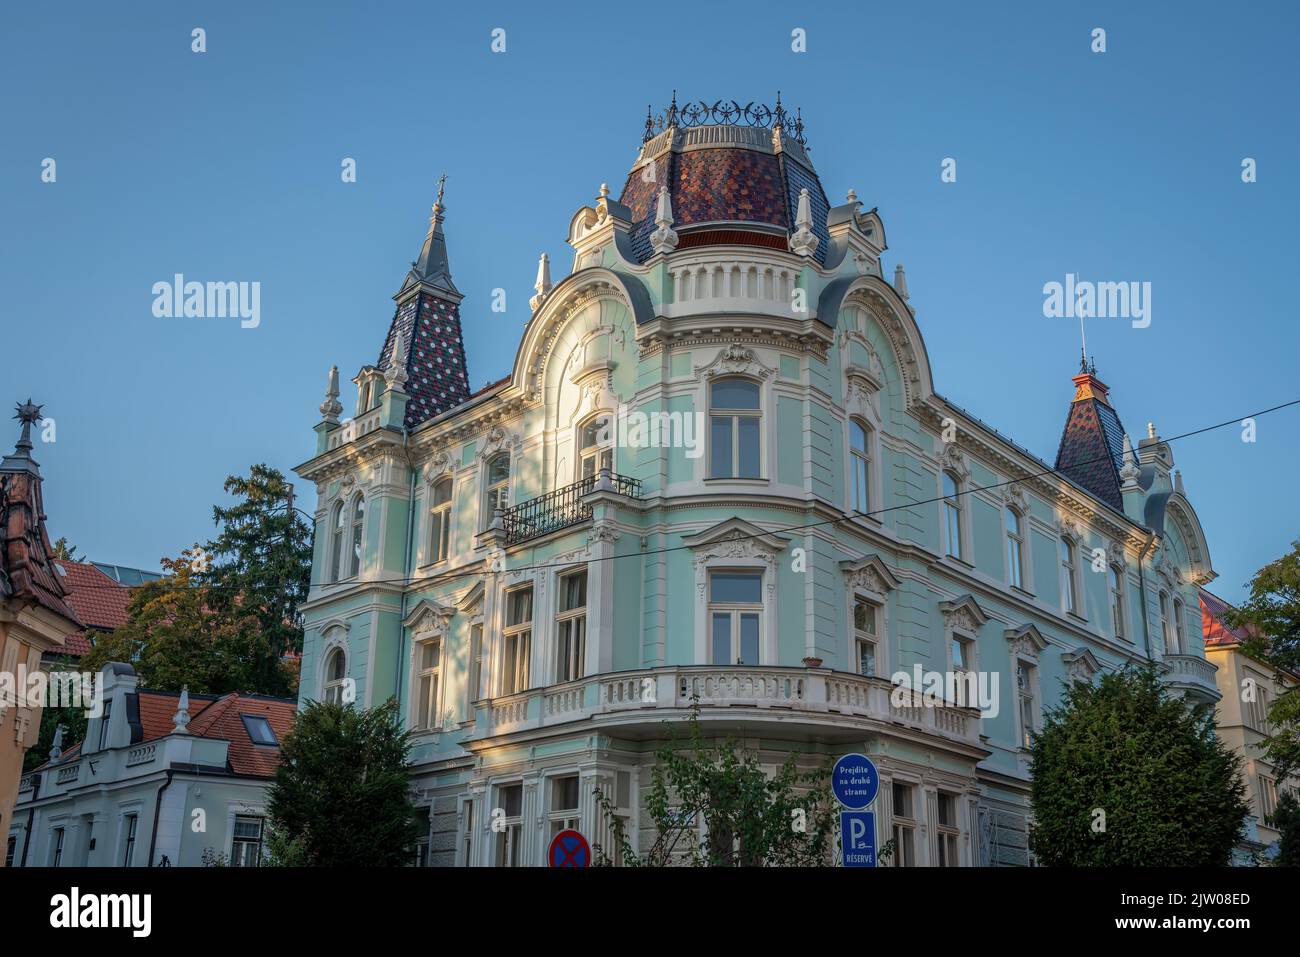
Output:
[{"xmin": 840, "ymin": 810, "xmax": 876, "ymax": 867}]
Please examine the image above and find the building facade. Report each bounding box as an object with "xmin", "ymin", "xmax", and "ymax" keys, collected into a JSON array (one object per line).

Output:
[
  {"xmin": 1, "ymin": 400, "xmax": 81, "ymax": 858},
  {"xmin": 8, "ymin": 662, "xmax": 295, "ymax": 868},
  {"xmin": 294, "ymin": 99, "xmax": 1221, "ymax": 866},
  {"xmin": 1202, "ymin": 589, "xmax": 1298, "ymax": 863}
]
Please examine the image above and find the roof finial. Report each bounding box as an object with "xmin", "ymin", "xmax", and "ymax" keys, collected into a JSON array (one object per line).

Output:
[
  {"xmin": 429, "ymin": 172, "xmax": 447, "ymax": 233},
  {"xmin": 530, "ymin": 252, "xmax": 553, "ymax": 311},
  {"xmin": 846, "ymin": 188, "xmax": 858, "ymax": 203},
  {"xmin": 1120, "ymin": 434, "xmax": 1140, "ymax": 487},
  {"xmin": 650, "ymin": 186, "xmax": 679, "ymax": 255},
  {"xmin": 173, "ymin": 686, "xmax": 191, "ymax": 734},
  {"xmin": 1147, "ymin": 421, "xmax": 1157, "ymax": 440},
  {"xmin": 384, "ymin": 329, "xmax": 409, "ymax": 391},
  {"xmin": 1, "ymin": 399, "xmax": 44, "ymax": 476},
  {"xmin": 49, "ymin": 723, "xmax": 65, "ymax": 762},
  {"xmin": 1174, "ymin": 469, "xmax": 1185, "ymax": 495},
  {"xmin": 789, "ymin": 187, "xmax": 819, "ymax": 257},
  {"xmin": 319, "ymin": 365, "xmax": 343, "ymax": 424},
  {"xmin": 894, "ymin": 263, "xmax": 910, "ymax": 302}
]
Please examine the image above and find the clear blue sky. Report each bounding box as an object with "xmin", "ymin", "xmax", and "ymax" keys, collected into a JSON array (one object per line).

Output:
[{"xmin": 2, "ymin": 1, "xmax": 1296, "ymax": 602}]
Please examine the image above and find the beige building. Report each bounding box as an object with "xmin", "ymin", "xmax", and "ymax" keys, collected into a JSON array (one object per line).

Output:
[
  {"xmin": 1202, "ymin": 588, "xmax": 1297, "ymax": 861},
  {"xmin": 1, "ymin": 400, "xmax": 80, "ymax": 859}
]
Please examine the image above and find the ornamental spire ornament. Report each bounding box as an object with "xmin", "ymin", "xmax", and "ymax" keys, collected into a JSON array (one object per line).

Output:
[
  {"xmin": 1119, "ymin": 433, "xmax": 1140, "ymax": 488},
  {"xmin": 319, "ymin": 365, "xmax": 343, "ymax": 424},
  {"xmin": 530, "ymin": 252, "xmax": 552, "ymax": 311},
  {"xmin": 173, "ymin": 686, "xmax": 191, "ymax": 734},
  {"xmin": 894, "ymin": 263, "xmax": 910, "ymax": 302},
  {"xmin": 789, "ymin": 187, "xmax": 819, "ymax": 257},
  {"xmin": 649, "ymin": 186, "xmax": 679, "ymax": 255},
  {"xmin": 384, "ymin": 329, "xmax": 409, "ymax": 391},
  {"xmin": 0, "ymin": 399, "xmax": 43, "ymax": 475}
]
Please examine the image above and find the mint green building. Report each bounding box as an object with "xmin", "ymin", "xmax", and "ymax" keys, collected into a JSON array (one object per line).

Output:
[{"xmin": 295, "ymin": 101, "xmax": 1219, "ymax": 866}]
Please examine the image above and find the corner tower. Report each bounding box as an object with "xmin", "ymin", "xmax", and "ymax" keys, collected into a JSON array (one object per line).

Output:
[
  {"xmin": 377, "ymin": 176, "xmax": 472, "ymax": 429},
  {"xmin": 1054, "ymin": 357, "xmax": 1130, "ymax": 510}
]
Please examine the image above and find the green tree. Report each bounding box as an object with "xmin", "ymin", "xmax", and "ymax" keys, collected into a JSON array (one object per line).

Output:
[
  {"xmin": 1222, "ymin": 540, "xmax": 1300, "ymax": 788},
  {"xmin": 50, "ymin": 537, "xmax": 79, "ymax": 561},
  {"xmin": 1029, "ymin": 667, "xmax": 1249, "ymax": 866},
  {"xmin": 199, "ymin": 464, "xmax": 312, "ymax": 692},
  {"xmin": 23, "ymin": 660, "xmax": 90, "ymax": 772},
  {"xmin": 81, "ymin": 550, "xmax": 282, "ymax": 695},
  {"xmin": 593, "ymin": 705, "xmax": 837, "ymax": 866},
  {"xmin": 1268, "ymin": 790, "xmax": 1300, "ymax": 866},
  {"xmin": 265, "ymin": 698, "xmax": 419, "ymax": 867}
]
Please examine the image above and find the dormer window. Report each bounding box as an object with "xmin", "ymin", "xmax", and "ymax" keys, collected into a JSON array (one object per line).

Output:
[
  {"xmin": 98, "ymin": 698, "xmax": 113, "ymax": 751},
  {"xmin": 241, "ymin": 713, "xmax": 278, "ymax": 746}
]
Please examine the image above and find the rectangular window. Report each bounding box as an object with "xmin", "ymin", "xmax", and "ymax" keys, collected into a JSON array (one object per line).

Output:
[
  {"xmin": 1060, "ymin": 538, "xmax": 1077, "ymax": 614},
  {"xmin": 460, "ymin": 801, "xmax": 475, "ymax": 866},
  {"xmin": 890, "ymin": 782, "xmax": 915, "ymax": 867},
  {"xmin": 240, "ymin": 713, "xmax": 278, "ymax": 746},
  {"xmin": 501, "ymin": 587, "xmax": 533, "ymax": 696},
  {"xmin": 1260, "ymin": 775, "xmax": 1278, "ymax": 821},
  {"xmin": 52, "ymin": 827, "xmax": 65, "ymax": 867},
  {"xmin": 942, "ymin": 473, "xmax": 963, "ymax": 560},
  {"xmin": 122, "ymin": 814, "xmax": 138, "ymax": 867},
  {"xmin": 555, "ymin": 570, "xmax": 588, "ymax": 683},
  {"xmin": 98, "ymin": 699, "xmax": 112, "ymax": 751},
  {"xmin": 1005, "ymin": 508, "xmax": 1024, "ymax": 589},
  {"xmin": 549, "ymin": 775, "xmax": 582, "ymax": 838},
  {"xmin": 4, "ymin": 835, "xmax": 15, "ymax": 868},
  {"xmin": 708, "ymin": 572, "xmax": 762, "ymax": 665},
  {"xmin": 709, "ymin": 379, "xmax": 761, "ymax": 479},
  {"xmin": 466, "ymin": 623, "xmax": 484, "ymax": 712},
  {"xmin": 495, "ymin": 784, "xmax": 523, "ymax": 867},
  {"xmin": 428, "ymin": 477, "xmax": 453, "ymax": 564},
  {"xmin": 936, "ymin": 792, "xmax": 960, "ymax": 867},
  {"xmin": 854, "ymin": 598, "xmax": 878, "ymax": 677},
  {"xmin": 416, "ymin": 638, "xmax": 442, "ymax": 731},
  {"xmin": 231, "ymin": 815, "xmax": 265, "ymax": 867},
  {"xmin": 1018, "ymin": 662, "xmax": 1037, "ymax": 749},
  {"xmin": 1110, "ymin": 566, "xmax": 1126, "ymax": 640}
]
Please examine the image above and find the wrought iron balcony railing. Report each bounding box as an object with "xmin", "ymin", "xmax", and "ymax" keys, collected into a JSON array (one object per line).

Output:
[{"xmin": 500, "ymin": 472, "xmax": 641, "ymax": 545}]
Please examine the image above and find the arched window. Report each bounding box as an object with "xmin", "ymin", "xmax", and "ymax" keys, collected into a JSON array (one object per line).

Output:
[
  {"xmin": 709, "ymin": 378, "xmax": 761, "ymax": 479},
  {"xmin": 1172, "ymin": 597, "xmax": 1185, "ymax": 654},
  {"xmin": 1159, "ymin": 591, "xmax": 1173, "ymax": 653},
  {"xmin": 484, "ymin": 453, "xmax": 510, "ymax": 529},
  {"xmin": 942, "ymin": 472, "xmax": 963, "ymax": 560},
  {"xmin": 330, "ymin": 501, "xmax": 346, "ymax": 583},
  {"xmin": 850, "ymin": 419, "xmax": 871, "ymax": 515},
  {"xmin": 1059, "ymin": 537, "xmax": 1078, "ymax": 614},
  {"xmin": 348, "ymin": 495, "xmax": 365, "ymax": 578},
  {"xmin": 1005, "ymin": 507, "xmax": 1025, "ymax": 589},
  {"xmin": 428, "ymin": 477, "xmax": 453, "ymax": 564},
  {"xmin": 323, "ymin": 648, "xmax": 347, "ymax": 705},
  {"xmin": 1110, "ymin": 566, "xmax": 1126, "ymax": 640},
  {"xmin": 578, "ymin": 416, "xmax": 613, "ymax": 481}
]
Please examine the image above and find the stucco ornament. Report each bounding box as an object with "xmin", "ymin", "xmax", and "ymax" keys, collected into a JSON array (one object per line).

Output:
[{"xmin": 694, "ymin": 343, "xmax": 774, "ymax": 381}]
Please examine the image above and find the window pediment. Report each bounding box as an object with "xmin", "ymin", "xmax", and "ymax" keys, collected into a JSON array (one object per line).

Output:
[
  {"xmin": 840, "ymin": 555, "xmax": 900, "ymax": 597},
  {"xmin": 939, "ymin": 594, "xmax": 988, "ymax": 635},
  {"xmin": 402, "ymin": 599, "xmax": 456, "ymax": 637},
  {"xmin": 1005, "ymin": 623, "xmax": 1048, "ymax": 660},
  {"xmin": 1062, "ymin": 646, "xmax": 1101, "ymax": 682}
]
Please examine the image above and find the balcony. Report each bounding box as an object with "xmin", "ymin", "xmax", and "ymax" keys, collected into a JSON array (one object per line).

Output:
[
  {"xmin": 467, "ymin": 666, "xmax": 986, "ymax": 752},
  {"xmin": 1160, "ymin": 653, "xmax": 1221, "ymax": 703},
  {"xmin": 499, "ymin": 472, "xmax": 642, "ymax": 546}
]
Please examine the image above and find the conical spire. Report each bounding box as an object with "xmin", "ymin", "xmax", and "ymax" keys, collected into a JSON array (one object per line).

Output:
[
  {"xmin": 397, "ymin": 173, "xmax": 460, "ymax": 299},
  {"xmin": 1055, "ymin": 362, "xmax": 1130, "ymax": 511}
]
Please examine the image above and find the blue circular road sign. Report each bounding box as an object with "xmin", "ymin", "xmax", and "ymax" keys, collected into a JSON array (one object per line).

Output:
[{"xmin": 832, "ymin": 753, "xmax": 880, "ymax": 809}]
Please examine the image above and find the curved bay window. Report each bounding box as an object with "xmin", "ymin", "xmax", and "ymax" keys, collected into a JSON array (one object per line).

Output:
[
  {"xmin": 428, "ymin": 477, "xmax": 453, "ymax": 564},
  {"xmin": 942, "ymin": 472, "xmax": 964, "ymax": 560},
  {"xmin": 709, "ymin": 571, "xmax": 762, "ymax": 665},
  {"xmin": 323, "ymin": 648, "xmax": 347, "ymax": 705},
  {"xmin": 484, "ymin": 453, "xmax": 510, "ymax": 529},
  {"xmin": 709, "ymin": 378, "xmax": 761, "ymax": 479},
  {"xmin": 578, "ymin": 416, "xmax": 613, "ymax": 480},
  {"xmin": 849, "ymin": 419, "xmax": 871, "ymax": 515}
]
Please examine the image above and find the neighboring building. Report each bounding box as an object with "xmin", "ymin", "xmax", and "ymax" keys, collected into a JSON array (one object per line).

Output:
[
  {"xmin": 8, "ymin": 662, "xmax": 295, "ymax": 867},
  {"xmin": 294, "ymin": 98, "xmax": 1222, "ymax": 866},
  {"xmin": 45, "ymin": 558, "xmax": 137, "ymax": 662},
  {"xmin": 1, "ymin": 400, "xmax": 81, "ymax": 860},
  {"xmin": 1202, "ymin": 588, "xmax": 1298, "ymax": 862}
]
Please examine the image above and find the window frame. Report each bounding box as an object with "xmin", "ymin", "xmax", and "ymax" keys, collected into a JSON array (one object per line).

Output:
[
  {"xmin": 230, "ymin": 815, "xmax": 265, "ymax": 868},
  {"xmin": 1109, "ymin": 564, "xmax": 1128, "ymax": 641},
  {"xmin": 240, "ymin": 713, "xmax": 278, "ymax": 746},
  {"xmin": 936, "ymin": 792, "xmax": 961, "ymax": 867},
  {"xmin": 548, "ymin": 774, "xmax": 582, "ymax": 839},
  {"xmin": 347, "ymin": 493, "xmax": 366, "ymax": 580},
  {"xmin": 500, "ymin": 585, "xmax": 534, "ymax": 696},
  {"xmin": 121, "ymin": 813, "xmax": 138, "ymax": 867},
  {"xmin": 853, "ymin": 596, "xmax": 880, "ymax": 678},
  {"xmin": 427, "ymin": 475, "xmax": 454, "ymax": 566},
  {"xmin": 1059, "ymin": 535, "xmax": 1079, "ymax": 616},
  {"xmin": 890, "ymin": 781, "xmax": 916, "ymax": 868},
  {"xmin": 577, "ymin": 415, "xmax": 614, "ymax": 482},
  {"xmin": 1016, "ymin": 659, "xmax": 1039, "ymax": 750},
  {"xmin": 1004, "ymin": 506, "xmax": 1026, "ymax": 591},
  {"xmin": 322, "ymin": 647, "xmax": 348, "ymax": 706},
  {"xmin": 707, "ymin": 377, "xmax": 763, "ymax": 480},
  {"xmin": 849, "ymin": 418, "xmax": 872, "ymax": 516},
  {"xmin": 1159, "ymin": 590, "xmax": 1174, "ymax": 655},
  {"xmin": 483, "ymin": 452, "xmax": 511, "ymax": 531},
  {"xmin": 942, "ymin": 471, "xmax": 965, "ymax": 561},
  {"xmin": 494, "ymin": 782, "xmax": 524, "ymax": 867},
  {"xmin": 329, "ymin": 500, "xmax": 347, "ymax": 582},
  {"xmin": 555, "ymin": 569, "xmax": 588, "ymax": 683},
  {"xmin": 707, "ymin": 569, "xmax": 763, "ymax": 666},
  {"xmin": 414, "ymin": 636, "xmax": 443, "ymax": 731}
]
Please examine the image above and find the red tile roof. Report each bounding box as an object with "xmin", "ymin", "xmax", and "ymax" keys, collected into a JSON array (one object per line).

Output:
[
  {"xmin": 1, "ymin": 468, "xmax": 80, "ymax": 626},
  {"xmin": 54, "ymin": 559, "xmax": 132, "ymax": 631},
  {"xmin": 1200, "ymin": 589, "xmax": 1253, "ymax": 647}
]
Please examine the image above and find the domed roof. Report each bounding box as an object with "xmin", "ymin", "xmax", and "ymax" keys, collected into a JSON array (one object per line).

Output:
[{"xmin": 618, "ymin": 97, "xmax": 831, "ymax": 264}]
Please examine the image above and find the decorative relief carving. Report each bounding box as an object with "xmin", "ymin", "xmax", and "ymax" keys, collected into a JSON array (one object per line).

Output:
[{"xmin": 693, "ymin": 343, "xmax": 775, "ymax": 382}]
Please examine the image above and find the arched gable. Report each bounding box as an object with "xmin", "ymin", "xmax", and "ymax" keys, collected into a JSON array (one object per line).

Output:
[{"xmin": 1163, "ymin": 493, "xmax": 1215, "ymax": 586}]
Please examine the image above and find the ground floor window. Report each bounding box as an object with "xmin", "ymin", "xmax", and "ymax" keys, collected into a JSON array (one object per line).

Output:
[
  {"xmin": 890, "ymin": 783, "xmax": 915, "ymax": 867},
  {"xmin": 460, "ymin": 800, "xmax": 475, "ymax": 866},
  {"xmin": 549, "ymin": 775, "xmax": 581, "ymax": 838},
  {"xmin": 495, "ymin": 784, "xmax": 523, "ymax": 867},
  {"xmin": 122, "ymin": 813, "xmax": 138, "ymax": 866},
  {"xmin": 51, "ymin": 827, "xmax": 65, "ymax": 867},
  {"xmin": 936, "ymin": 792, "xmax": 960, "ymax": 867},
  {"xmin": 230, "ymin": 815, "xmax": 265, "ymax": 867}
]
